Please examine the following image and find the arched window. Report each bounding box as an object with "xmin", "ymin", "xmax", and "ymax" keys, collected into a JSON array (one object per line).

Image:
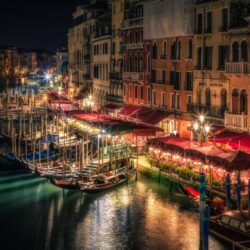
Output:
[
  {"xmin": 152, "ymin": 42, "xmax": 157, "ymax": 59},
  {"xmin": 188, "ymin": 39, "xmax": 193, "ymax": 59},
  {"xmin": 162, "ymin": 41, "xmax": 167, "ymax": 58},
  {"xmin": 221, "ymin": 89, "xmax": 227, "ymax": 108},
  {"xmin": 241, "ymin": 41, "xmax": 248, "ymax": 62},
  {"xmin": 134, "ymin": 55, "xmax": 138, "ymax": 71},
  {"xmin": 139, "ymin": 54, "xmax": 143, "ymax": 71},
  {"xmin": 205, "ymin": 88, "xmax": 211, "ymax": 106},
  {"xmin": 171, "ymin": 41, "xmax": 177, "ymax": 59},
  {"xmin": 232, "ymin": 42, "xmax": 239, "ymax": 62},
  {"xmin": 240, "ymin": 89, "xmax": 248, "ymax": 114},
  {"xmin": 177, "ymin": 40, "xmax": 181, "ymax": 59},
  {"xmin": 232, "ymin": 89, "xmax": 239, "ymax": 114},
  {"xmin": 129, "ymin": 55, "xmax": 133, "ymax": 72},
  {"xmin": 147, "ymin": 54, "xmax": 151, "ymax": 72},
  {"xmin": 197, "ymin": 89, "xmax": 201, "ymax": 105}
]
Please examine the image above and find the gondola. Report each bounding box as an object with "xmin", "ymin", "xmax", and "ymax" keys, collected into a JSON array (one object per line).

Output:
[{"xmin": 79, "ymin": 167, "xmax": 136, "ymax": 193}]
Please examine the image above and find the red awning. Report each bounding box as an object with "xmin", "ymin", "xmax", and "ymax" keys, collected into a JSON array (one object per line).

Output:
[
  {"xmin": 209, "ymin": 130, "xmax": 250, "ymax": 153},
  {"xmin": 118, "ymin": 105, "xmax": 170, "ymax": 126}
]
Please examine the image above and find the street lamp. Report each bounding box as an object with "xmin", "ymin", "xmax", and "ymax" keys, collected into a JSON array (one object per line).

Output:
[{"xmin": 193, "ymin": 114, "xmax": 210, "ymax": 147}]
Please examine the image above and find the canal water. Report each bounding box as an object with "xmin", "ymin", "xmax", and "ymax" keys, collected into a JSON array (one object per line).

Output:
[{"xmin": 0, "ymin": 166, "xmax": 228, "ymax": 250}]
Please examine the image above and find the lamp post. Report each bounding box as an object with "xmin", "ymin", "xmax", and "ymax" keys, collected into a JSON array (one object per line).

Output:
[{"xmin": 193, "ymin": 114, "xmax": 210, "ymax": 147}]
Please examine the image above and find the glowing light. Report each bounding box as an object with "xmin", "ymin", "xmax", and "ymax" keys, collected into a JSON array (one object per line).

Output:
[
  {"xmin": 193, "ymin": 122, "xmax": 199, "ymax": 131},
  {"xmin": 204, "ymin": 125, "xmax": 210, "ymax": 134},
  {"xmin": 199, "ymin": 114, "xmax": 205, "ymax": 123},
  {"xmin": 89, "ymin": 95, "xmax": 93, "ymax": 100},
  {"xmin": 44, "ymin": 73, "xmax": 52, "ymax": 81}
]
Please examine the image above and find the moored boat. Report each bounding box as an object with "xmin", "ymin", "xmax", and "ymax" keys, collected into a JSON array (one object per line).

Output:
[{"xmin": 79, "ymin": 167, "xmax": 136, "ymax": 193}]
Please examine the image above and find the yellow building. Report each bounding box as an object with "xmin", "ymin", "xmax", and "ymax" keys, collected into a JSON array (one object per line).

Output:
[{"xmin": 192, "ymin": 0, "xmax": 230, "ymax": 123}]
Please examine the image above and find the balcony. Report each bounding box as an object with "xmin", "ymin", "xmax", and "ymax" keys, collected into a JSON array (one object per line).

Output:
[
  {"xmin": 224, "ymin": 112, "xmax": 248, "ymax": 131},
  {"xmin": 107, "ymin": 94, "xmax": 123, "ymax": 103},
  {"xmin": 123, "ymin": 17, "xmax": 143, "ymax": 29},
  {"xmin": 126, "ymin": 43, "xmax": 143, "ymax": 50},
  {"xmin": 225, "ymin": 62, "xmax": 250, "ymax": 74},
  {"xmin": 122, "ymin": 72, "xmax": 144, "ymax": 80},
  {"xmin": 219, "ymin": 26, "xmax": 228, "ymax": 32},
  {"xmin": 83, "ymin": 74, "xmax": 90, "ymax": 80},
  {"xmin": 84, "ymin": 55, "xmax": 90, "ymax": 61},
  {"xmin": 109, "ymin": 72, "xmax": 122, "ymax": 80},
  {"xmin": 187, "ymin": 104, "xmax": 226, "ymax": 118}
]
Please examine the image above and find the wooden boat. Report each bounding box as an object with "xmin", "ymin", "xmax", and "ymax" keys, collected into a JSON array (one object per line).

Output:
[
  {"xmin": 51, "ymin": 177, "xmax": 79, "ymax": 190},
  {"xmin": 79, "ymin": 167, "xmax": 136, "ymax": 193},
  {"xmin": 210, "ymin": 210, "xmax": 250, "ymax": 248}
]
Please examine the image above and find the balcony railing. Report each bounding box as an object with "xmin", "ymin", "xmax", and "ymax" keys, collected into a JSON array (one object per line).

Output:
[
  {"xmin": 225, "ymin": 62, "xmax": 250, "ymax": 74},
  {"xmin": 224, "ymin": 112, "xmax": 248, "ymax": 131},
  {"xmin": 124, "ymin": 17, "xmax": 143, "ymax": 29},
  {"xmin": 122, "ymin": 72, "xmax": 144, "ymax": 80},
  {"xmin": 126, "ymin": 43, "xmax": 143, "ymax": 50},
  {"xmin": 109, "ymin": 72, "xmax": 122, "ymax": 80},
  {"xmin": 187, "ymin": 104, "xmax": 226, "ymax": 118}
]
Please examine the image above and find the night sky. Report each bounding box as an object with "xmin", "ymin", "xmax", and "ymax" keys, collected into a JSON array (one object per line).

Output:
[{"xmin": 0, "ymin": 0, "xmax": 85, "ymax": 51}]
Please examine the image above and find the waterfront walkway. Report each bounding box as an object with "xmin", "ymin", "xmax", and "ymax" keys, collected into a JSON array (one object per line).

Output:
[{"xmin": 136, "ymin": 156, "xmax": 248, "ymax": 204}]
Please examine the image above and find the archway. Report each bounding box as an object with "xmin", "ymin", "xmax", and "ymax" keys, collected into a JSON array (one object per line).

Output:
[{"xmin": 232, "ymin": 88, "xmax": 239, "ymax": 114}]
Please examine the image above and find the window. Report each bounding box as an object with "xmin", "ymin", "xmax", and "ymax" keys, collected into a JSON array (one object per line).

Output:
[
  {"xmin": 153, "ymin": 90, "xmax": 156, "ymax": 105},
  {"xmin": 197, "ymin": 13, "xmax": 203, "ymax": 34},
  {"xmin": 103, "ymin": 43, "xmax": 108, "ymax": 54},
  {"xmin": 205, "ymin": 88, "xmax": 211, "ymax": 106},
  {"xmin": 140, "ymin": 86, "xmax": 144, "ymax": 100},
  {"xmin": 188, "ymin": 40, "xmax": 193, "ymax": 59},
  {"xmin": 123, "ymin": 84, "xmax": 126, "ymax": 97},
  {"xmin": 176, "ymin": 94, "xmax": 180, "ymax": 110},
  {"xmin": 162, "ymin": 70, "xmax": 166, "ymax": 84},
  {"xmin": 240, "ymin": 89, "xmax": 248, "ymax": 114},
  {"xmin": 113, "ymin": 4, "xmax": 116, "ymax": 14},
  {"xmin": 151, "ymin": 70, "xmax": 156, "ymax": 83},
  {"xmin": 94, "ymin": 65, "xmax": 99, "ymax": 78},
  {"xmin": 186, "ymin": 72, "xmax": 193, "ymax": 91},
  {"xmin": 232, "ymin": 42, "xmax": 239, "ymax": 62},
  {"xmin": 197, "ymin": 47, "xmax": 202, "ymax": 69},
  {"xmin": 204, "ymin": 46, "xmax": 212, "ymax": 70},
  {"xmin": 221, "ymin": 8, "xmax": 228, "ymax": 31},
  {"xmin": 162, "ymin": 92, "xmax": 166, "ymax": 107},
  {"xmin": 174, "ymin": 72, "xmax": 181, "ymax": 90},
  {"xmin": 187, "ymin": 95, "xmax": 192, "ymax": 104},
  {"xmin": 218, "ymin": 45, "xmax": 228, "ymax": 70},
  {"xmin": 162, "ymin": 41, "xmax": 167, "ymax": 59},
  {"xmin": 177, "ymin": 40, "xmax": 181, "ymax": 59},
  {"xmin": 129, "ymin": 85, "xmax": 132, "ymax": 98},
  {"xmin": 232, "ymin": 89, "xmax": 239, "ymax": 114},
  {"xmin": 206, "ymin": 12, "xmax": 212, "ymax": 33},
  {"xmin": 171, "ymin": 93, "xmax": 175, "ymax": 109},
  {"xmin": 170, "ymin": 71, "xmax": 175, "ymax": 85},
  {"xmin": 221, "ymin": 89, "xmax": 227, "ymax": 108},
  {"xmin": 152, "ymin": 43, "xmax": 157, "ymax": 59},
  {"xmin": 112, "ymin": 42, "xmax": 115, "ymax": 54},
  {"xmin": 135, "ymin": 85, "xmax": 138, "ymax": 99},
  {"xmin": 171, "ymin": 41, "xmax": 177, "ymax": 59},
  {"xmin": 147, "ymin": 87, "xmax": 151, "ymax": 102},
  {"xmin": 241, "ymin": 41, "xmax": 248, "ymax": 62}
]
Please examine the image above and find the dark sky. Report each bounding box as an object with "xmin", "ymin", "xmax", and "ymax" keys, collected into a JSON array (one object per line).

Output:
[{"xmin": 0, "ymin": 0, "xmax": 85, "ymax": 51}]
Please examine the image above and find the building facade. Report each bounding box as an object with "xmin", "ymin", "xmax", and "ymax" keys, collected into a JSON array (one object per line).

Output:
[
  {"xmin": 122, "ymin": 2, "xmax": 145, "ymax": 105},
  {"xmin": 192, "ymin": 0, "xmax": 230, "ymax": 123},
  {"xmin": 108, "ymin": 0, "xmax": 125, "ymax": 105}
]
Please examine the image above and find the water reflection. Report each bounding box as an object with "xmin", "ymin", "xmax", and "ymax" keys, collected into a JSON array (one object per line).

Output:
[{"xmin": 0, "ymin": 172, "xmax": 227, "ymax": 250}]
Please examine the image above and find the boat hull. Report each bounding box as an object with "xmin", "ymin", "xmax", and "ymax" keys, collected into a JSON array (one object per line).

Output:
[{"xmin": 80, "ymin": 169, "xmax": 136, "ymax": 193}]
